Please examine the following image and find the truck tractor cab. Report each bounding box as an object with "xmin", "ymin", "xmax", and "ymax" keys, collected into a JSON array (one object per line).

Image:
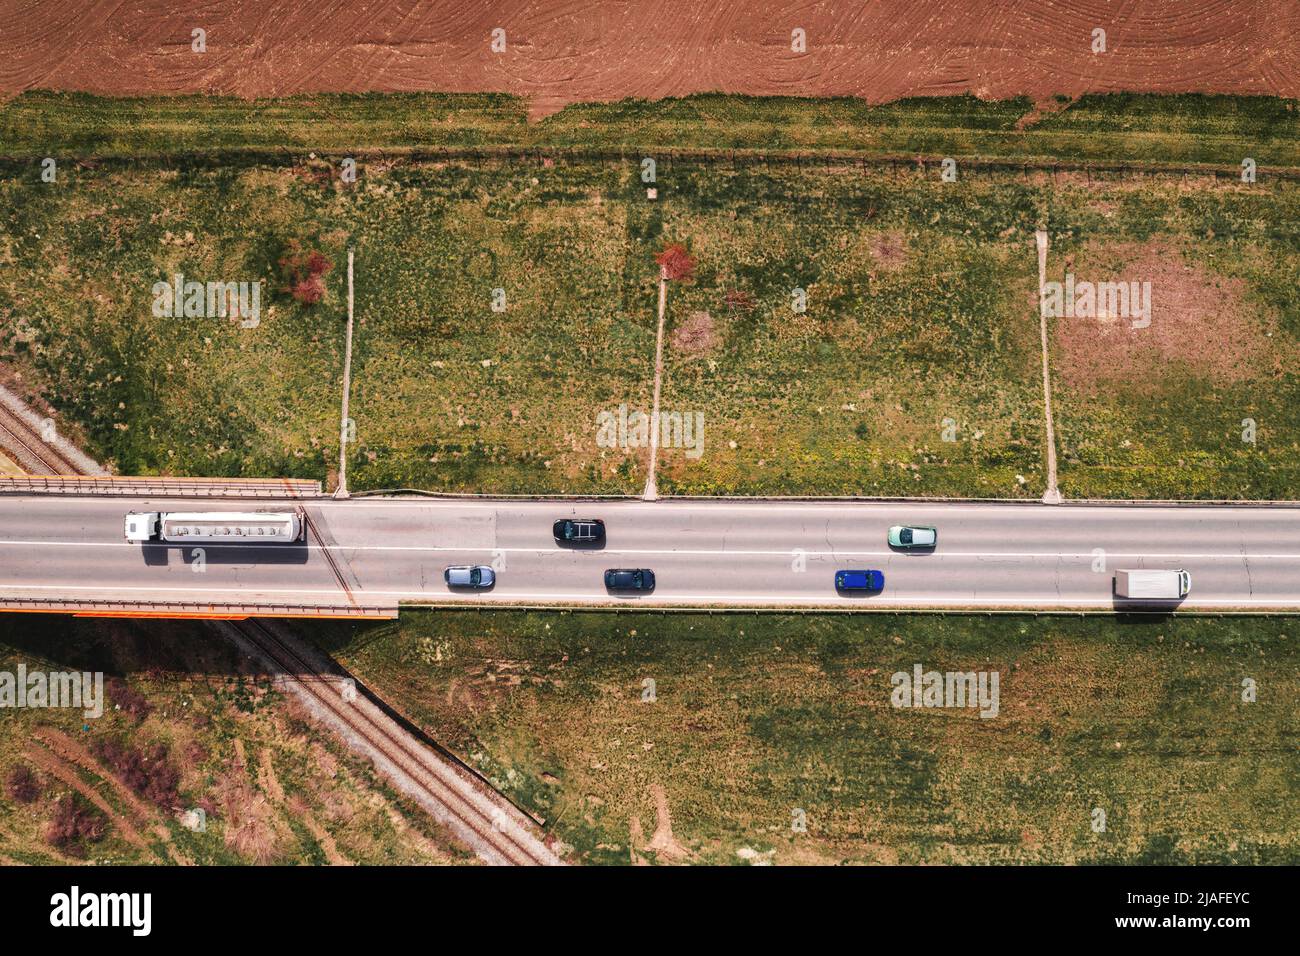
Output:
[{"xmin": 124, "ymin": 513, "xmax": 160, "ymax": 542}]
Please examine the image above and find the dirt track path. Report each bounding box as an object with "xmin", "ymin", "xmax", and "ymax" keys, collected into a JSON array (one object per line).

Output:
[
  {"xmin": 25, "ymin": 735, "xmax": 160, "ymax": 860},
  {"xmin": 35, "ymin": 727, "xmax": 193, "ymax": 864}
]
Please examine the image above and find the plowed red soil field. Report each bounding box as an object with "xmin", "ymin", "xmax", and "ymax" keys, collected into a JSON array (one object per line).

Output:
[{"xmin": 1, "ymin": 1, "xmax": 1296, "ymax": 115}]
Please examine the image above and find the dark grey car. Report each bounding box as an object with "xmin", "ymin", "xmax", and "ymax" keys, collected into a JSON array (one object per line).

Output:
[
  {"xmin": 604, "ymin": 568, "xmax": 655, "ymax": 592},
  {"xmin": 553, "ymin": 518, "xmax": 606, "ymax": 545}
]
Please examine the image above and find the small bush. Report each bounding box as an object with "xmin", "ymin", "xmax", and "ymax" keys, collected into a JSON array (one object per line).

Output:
[
  {"xmin": 93, "ymin": 739, "xmax": 181, "ymax": 808},
  {"xmin": 106, "ymin": 677, "xmax": 152, "ymax": 722},
  {"xmin": 655, "ymin": 242, "xmax": 696, "ymax": 281},
  {"xmin": 46, "ymin": 794, "xmax": 107, "ymax": 855},
  {"xmin": 723, "ymin": 289, "xmax": 756, "ymax": 313},
  {"xmin": 6, "ymin": 765, "xmax": 41, "ymax": 804},
  {"xmin": 278, "ymin": 241, "xmax": 333, "ymax": 306}
]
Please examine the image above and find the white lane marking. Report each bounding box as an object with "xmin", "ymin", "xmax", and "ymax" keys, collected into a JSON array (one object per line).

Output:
[{"xmin": 1, "ymin": 539, "xmax": 1299, "ymax": 560}]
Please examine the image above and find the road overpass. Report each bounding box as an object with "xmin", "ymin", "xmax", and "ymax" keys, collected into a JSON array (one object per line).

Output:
[{"xmin": 1, "ymin": 493, "xmax": 1299, "ymax": 616}]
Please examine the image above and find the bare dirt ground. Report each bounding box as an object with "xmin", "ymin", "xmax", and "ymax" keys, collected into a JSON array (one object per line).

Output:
[
  {"xmin": 1053, "ymin": 239, "xmax": 1294, "ymax": 395},
  {"xmin": 1, "ymin": 1, "xmax": 1295, "ymax": 114},
  {"xmin": 671, "ymin": 311, "xmax": 718, "ymax": 356}
]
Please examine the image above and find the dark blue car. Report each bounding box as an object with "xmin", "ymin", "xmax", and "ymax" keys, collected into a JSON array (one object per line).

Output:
[
  {"xmin": 835, "ymin": 569, "xmax": 884, "ymax": 592},
  {"xmin": 604, "ymin": 568, "xmax": 655, "ymax": 592}
]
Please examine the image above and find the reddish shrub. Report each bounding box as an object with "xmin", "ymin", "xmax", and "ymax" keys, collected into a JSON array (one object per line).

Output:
[
  {"xmin": 196, "ymin": 794, "xmax": 220, "ymax": 821},
  {"xmin": 291, "ymin": 276, "xmax": 327, "ymax": 305},
  {"xmin": 93, "ymin": 739, "xmax": 181, "ymax": 809},
  {"xmin": 106, "ymin": 677, "xmax": 152, "ymax": 722},
  {"xmin": 6, "ymin": 765, "xmax": 41, "ymax": 804},
  {"xmin": 724, "ymin": 289, "xmax": 756, "ymax": 313},
  {"xmin": 655, "ymin": 242, "xmax": 696, "ymax": 281},
  {"xmin": 46, "ymin": 795, "xmax": 107, "ymax": 855},
  {"xmin": 278, "ymin": 241, "xmax": 334, "ymax": 306},
  {"xmin": 305, "ymin": 250, "xmax": 332, "ymax": 275}
]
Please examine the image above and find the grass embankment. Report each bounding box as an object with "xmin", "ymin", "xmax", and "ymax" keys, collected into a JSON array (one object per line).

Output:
[
  {"xmin": 0, "ymin": 617, "xmax": 474, "ymax": 864},
  {"xmin": 314, "ymin": 610, "xmax": 1300, "ymax": 865}
]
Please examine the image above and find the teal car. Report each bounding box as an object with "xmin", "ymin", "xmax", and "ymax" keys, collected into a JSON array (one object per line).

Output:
[{"xmin": 888, "ymin": 525, "xmax": 937, "ymax": 549}]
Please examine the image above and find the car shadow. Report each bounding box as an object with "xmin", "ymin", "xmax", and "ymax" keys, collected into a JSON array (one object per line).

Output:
[{"xmin": 1110, "ymin": 598, "xmax": 1187, "ymax": 613}]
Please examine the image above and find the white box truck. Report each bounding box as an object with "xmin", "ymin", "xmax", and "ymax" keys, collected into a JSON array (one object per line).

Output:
[{"xmin": 1114, "ymin": 569, "xmax": 1190, "ymax": 600}]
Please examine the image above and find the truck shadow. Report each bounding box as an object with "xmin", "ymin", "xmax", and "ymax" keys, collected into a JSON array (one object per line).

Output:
[{"xmin": 140, "ymin": 543, "xmax": 311, "ymax": 567}]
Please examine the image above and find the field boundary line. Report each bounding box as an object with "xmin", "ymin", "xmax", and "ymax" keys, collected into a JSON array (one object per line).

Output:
[{"xmin": 3, "ymin": 146, "xmax": 1297, "ymax": 182}]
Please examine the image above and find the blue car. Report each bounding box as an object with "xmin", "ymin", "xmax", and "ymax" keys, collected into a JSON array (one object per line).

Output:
[{"xmin": 835, "ymin": 569, "xmax": 884, "ymax": 592}]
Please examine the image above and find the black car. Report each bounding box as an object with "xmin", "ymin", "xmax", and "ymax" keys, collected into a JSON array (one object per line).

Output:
[
  {"xmin": 604, "ymin": 568, "xmax": 655, "ymax": 592},
  {"xmin": 553, "ymin": 518, "xmax": 606, "ymax": 545}
]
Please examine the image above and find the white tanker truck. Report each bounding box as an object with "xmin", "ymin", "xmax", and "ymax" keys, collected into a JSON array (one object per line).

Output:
[{"xmin": 124, "ymin": 510, "xmax": 305, "ymax": 544}]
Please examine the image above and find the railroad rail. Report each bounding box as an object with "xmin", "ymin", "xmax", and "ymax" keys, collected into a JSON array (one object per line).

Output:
[
  {"xmin": 225, "ymin": 618, "xmax": 563, "ymax": 866},
  {"xmin": 0, "ymin": 384, "xmax": 107, "ymax": 476},
  {"xmin": 0, "ymin": 404, "xmax": 82, "ymax": 475}
]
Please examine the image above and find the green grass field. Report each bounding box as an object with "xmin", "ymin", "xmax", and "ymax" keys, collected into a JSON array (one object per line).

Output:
[
  {"xmin": 344, "ymin": 162, "xmax": 653, "ymax": 492},
  {"xmin": 1042, "ymin": 179, "xmax": 1300, "ymax": 498},
  {"xmin": 1, "ymin": 93, "xmax": 1296, "ymax": 498},
  {"xmin": 651, "ymin": 165, "xmax": 1045, "ymax": 496},
  {"xmin": 313, "ymin": 610, "xmax": 1300, "ymax": 865}
]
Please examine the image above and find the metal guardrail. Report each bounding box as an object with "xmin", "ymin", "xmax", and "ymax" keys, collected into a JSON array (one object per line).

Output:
[
  {"xmin": 356, "ymin": 488, "xmax": 1300, "ymax": 507},
  {"xmin": 3, "ymin": 476, "xmax": 1296, "ymax": 508},
  {"xmin": 0, "ymin": 596, "xmax": 394, "ymax": 619},
  {"xmin": 0, "ymin": 476, "xmax": 323, "ymax": 497},
  {"xmin": 396, "ymin": 601, "xmax": 1297, "ymax": 617}
]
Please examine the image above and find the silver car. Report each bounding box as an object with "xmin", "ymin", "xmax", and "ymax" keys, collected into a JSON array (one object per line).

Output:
[
  {"xmin": 444, "ymin": 565, "xmax": 495, "ymax": 589},
  {"xmin": 888, "ymin": 525, "xmax": 937, "ymax": 549}
]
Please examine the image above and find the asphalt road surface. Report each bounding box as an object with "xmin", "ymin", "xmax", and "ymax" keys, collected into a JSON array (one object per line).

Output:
[{"xmin": 2, "ymin": 495, "xmax": 1299, "ymax": 614}]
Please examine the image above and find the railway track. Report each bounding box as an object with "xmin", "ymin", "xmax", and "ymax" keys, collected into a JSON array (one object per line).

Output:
[
  {"xmin": 0, "ymin": 403, "xmax": 82, "ymax": 475},
  {"xmin": 228, "ymin": 618, "xmax": 564, "ymax": 866}
]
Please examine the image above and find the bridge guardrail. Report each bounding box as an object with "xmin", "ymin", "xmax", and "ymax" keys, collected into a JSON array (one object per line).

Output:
[
  {"xmin": 0, "ymin": 596, "xmax": 393, "ymax": 619},
  {"xmin": 0, "ymin": 476, "xmax": 323, "ymax": 497}
]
